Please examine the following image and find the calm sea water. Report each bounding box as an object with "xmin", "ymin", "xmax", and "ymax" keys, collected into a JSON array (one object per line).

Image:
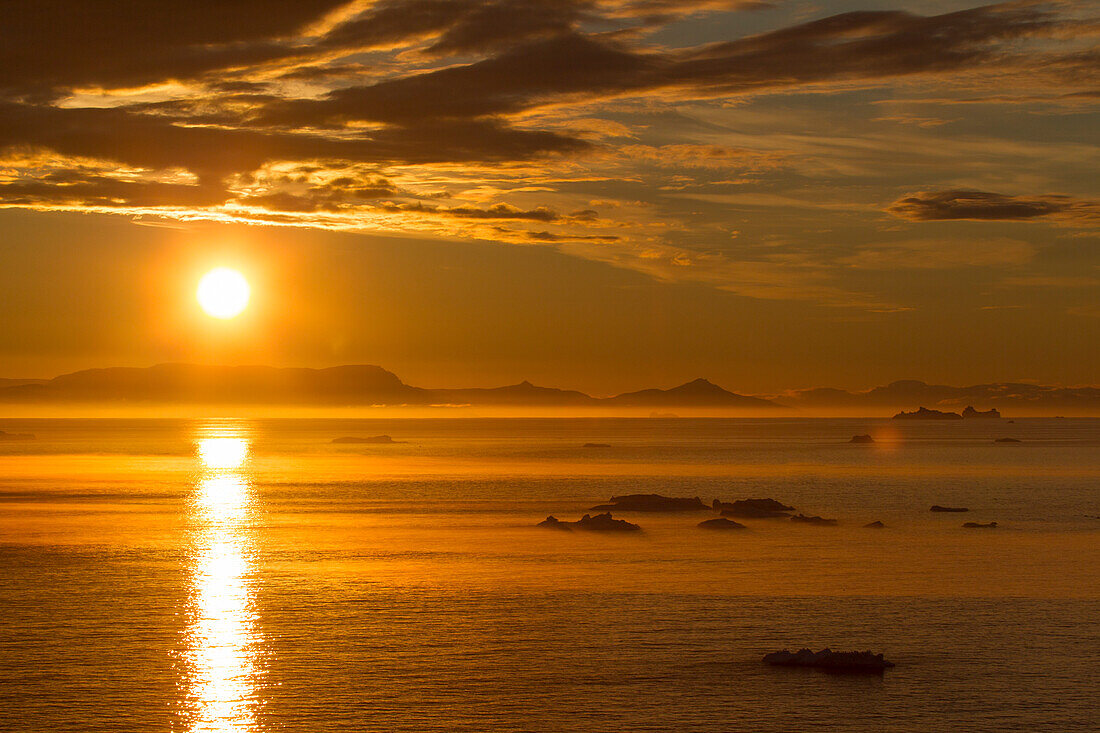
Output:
[{"xmin": 1, "ymin": 417, "xmax": 1097, "ymax": 732}]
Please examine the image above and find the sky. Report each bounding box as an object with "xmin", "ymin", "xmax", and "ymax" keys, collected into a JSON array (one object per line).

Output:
[{"xmin": 0, "ymin": 0, "xmax": 1097, "ymax": 394}]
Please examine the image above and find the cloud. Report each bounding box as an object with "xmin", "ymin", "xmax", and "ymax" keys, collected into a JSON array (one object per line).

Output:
[
  {"xmin": 264, "ymin": 5, "xmax": 1069, "ymax": 128},
  {"xmin": 887, "ymin": 190, "xmax": 1100, "ymax": 223},
  {"xmin": 0, "ymin": 174, "xmax": 225, "ymax": 209},
  {"xmin": 607, "ymin": 0, "xmax": 774, "ymax": 18},
  {"xmin": 320, "ymin": 0, "xmax": 591, "ymax": 57},
  {"xmin": 662, "ymin": 4, "xmax": 1059, "ymax": 93},
  {"xmin": 0, "ymin": 2, "xmax": 1094, "ymax": 310},
  {"xmin": 0, "ymin": 103, "xmax": 587, "ymax": 180},
  {"xmin": 0, "ymin": 1, "xmax": 349, "ymax": 95},
  {"xmin": 0, "ymin": 0, "xmax": 782, "ymax": 97},
  {"xmin": 316, "ymin": 0, "xmax": 777, "ymax": 58},
  {"xmin": 263, "ymin": 33, "xmax": 657, "ymax": 125}
]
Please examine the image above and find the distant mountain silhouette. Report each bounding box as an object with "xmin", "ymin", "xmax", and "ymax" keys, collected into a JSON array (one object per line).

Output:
[
  {"xmin": 433, "ymin": 380, "xmax": 597, "ymax": 406},
  {"xmin": 2, "ymin": 367, "xmax": 1096, "ymax": 413},
  {"xmin": 606, "ymin": 378, "xmax": 777, "ymax": 408},
  {"xmin": 778, "ymin": 379, "xmax": 1100, "ymax": 413},
  {"xmin": 0, "ymin": 364, "xmax": 778, "ymax": 409},
  {"xmin": 0, "ymin": 364, "xmax": 428, "ymax": 405}
]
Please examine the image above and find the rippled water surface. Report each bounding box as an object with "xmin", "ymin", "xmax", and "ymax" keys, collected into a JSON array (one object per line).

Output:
[{"xmin": 1, "ymin": 418, "xmax": 1097, "ymax": 732}]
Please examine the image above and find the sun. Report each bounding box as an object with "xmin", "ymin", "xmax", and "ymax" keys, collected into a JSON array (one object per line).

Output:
[{"xmin": 197, "ymin": 268, "xmax": 251, "ymax": 319}]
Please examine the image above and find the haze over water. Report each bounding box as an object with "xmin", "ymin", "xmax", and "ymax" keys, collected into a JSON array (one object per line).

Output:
[{"xmin": 1, "ymin": 417, "xmax": 1097, "ymax": 732}]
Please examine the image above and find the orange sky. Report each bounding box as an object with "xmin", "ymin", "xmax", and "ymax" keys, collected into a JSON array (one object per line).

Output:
[{"xmin": 0, "ymin": 1, "xmax": 1097, "ymax": 393}]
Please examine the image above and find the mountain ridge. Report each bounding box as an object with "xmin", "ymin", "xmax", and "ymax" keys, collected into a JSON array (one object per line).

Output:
[
  {"xmin": 0, "ymin": 363, "xmax": 778, "ymax": 409},
  {"xmin": 1, "ymin": 367, "xmax": 1098, "ymax": 413}
]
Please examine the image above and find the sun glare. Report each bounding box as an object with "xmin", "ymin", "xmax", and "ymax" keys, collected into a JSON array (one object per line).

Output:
[{"xmin": 197, "ymin": 268, "xmax": 251, "ymax": 319}]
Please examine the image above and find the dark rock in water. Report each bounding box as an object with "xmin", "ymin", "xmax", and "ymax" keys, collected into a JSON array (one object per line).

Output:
[
  {"xmin": 591, "ymin": 494, "xmax": 707, "ymax": 512},
  {"xmin": 0, "ymin": 430, "xmax": 35, "ymax": 440},
  {"xmin": 863, "ymin": 520, "xmax": 886, "ymax": 528},
  {"xmin": 963, "ymin": 405, "xmax": 1001, "ymax": 419},
  {"xmin": 537, "ymin": 516, "xmax": 571, "ymax": 530},
  {"xmin": 715, "ymin": 498, "xmax": 795, "ymax": 518},
  {"xmin": 1007, "ymin": 420, "xmax": 1015, "ymax": 423},
  {"xmin": 577, "ymin": 512, "xmax": 640, "ymax": 531},
  {"xmin": 582, "ymin": 442, "xmax": 611, "ymax": 448},
  {"xmin": 930, "ymin": 505, "xmax": 968, "ymax": 513},
  {"xmin": 332, "ymin": 435, "xmax": 404, "ymax": 444},
  {"xmin": 538, "ymin": 513, "xmax": 641, "ymax": 532},
  {"xmin": 994, "ymin": 437, "xmax": 1021, "ymax": 443},
  {"xmin": 698, "ymin": 517, "xmax": 747, "ymax": 530},
  {"xmin": 791, "ymin": 513, "xmax": 838, "ymax": 526},
  {"xmin": 963, "ymin": 521, "xmax": 998, "ymax": 529},
  {"xmin": 849, "ymin": 434, "xmax": 874, "ymax": 443},
  {"xmin": 893, "ymin": 407, "xmax": 962, "ymax": 420},
  {"xmin": 763, "ymin": 648, "xmax": 894, "ymax": 673}
]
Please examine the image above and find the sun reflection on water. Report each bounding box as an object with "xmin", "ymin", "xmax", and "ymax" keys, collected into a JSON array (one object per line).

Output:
[{"xmin": 185, "ymin": 425, "xmax": 260, "ymax": 732}]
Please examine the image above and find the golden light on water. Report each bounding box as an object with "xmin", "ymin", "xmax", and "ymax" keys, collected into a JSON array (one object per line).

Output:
[
  {"xmin": 197, "ymin": 438, "xmax": 251, "ymax": 471},
  {"xmin": 197, "ymin": 268, "xmax": 251, "ymax": 319},
  {"xmin": 185, "ymin": 427, "xmax": 260, "ymax": 732}
]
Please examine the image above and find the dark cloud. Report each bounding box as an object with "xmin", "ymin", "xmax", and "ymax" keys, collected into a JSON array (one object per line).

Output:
[
  {"xmin": 264, "ymin": 5, "xmax": 1061, "ymax": 128},
  {"xmin": 265, "ymin": 33, "xmax": 654, "ymax": 125},
  {"xmin": 0, "ymin": 103, "xmax": 587, "ymax": 180},
  {"xmin": 326, "ymin": 176, "xmax": 401, "ymax": 198},
  {"xmin": 439, "ymin": 204, "xmax": 561, "ymax": 221},
  {"xmin": 314, "ymin": 0, "xmax": 774, "ymax": 59},
  {"xmin": 0, "ymin": 1, "xmax": 348, "ymax": 94},
  {"xmin": 320, "ymin": 0, "xmax": 590, "ymax": 56},
  {"xmin": 523, "ymin": 230, "xmax": 620, "ymax": 242},
  {"xmin": 229, "ymin": 190, "xmax": 588, "ymax": 227},
  {"xmin": 0, "ymin": 0, "xmax": 781, "ymax": 98},
  {"xmin": 235, "ymin": 191, "xmax": 341, "ymax": 213},
  {"xmin": 427, "ymin": 0, "xmax": 589, "ymax": 54},
  {"xmin": 887, "ymin": 190, "xmax": 1100, "ymax": 222},
  {"xmin": 0, "ymin": 174, "xmax": 225, "ymax": 209},
  {"xmin": 663, "ymin": 5, "xmax": 1056, "ymax": 92},
  {"xmin": 380, "ymin": 202, "xmax": 575, "ymax": 222},
  {"xmin": 318, "ymin": 0, "xmax": 475, "ymax": 52},
  {"xmin": 235, "ymin": 176, "xmax": 402, "ymax": 212}
]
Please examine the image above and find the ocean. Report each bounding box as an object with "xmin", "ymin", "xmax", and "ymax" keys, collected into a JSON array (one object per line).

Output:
[{"xmin": 1, "ymin": 417, "xmax": 1097, "ymax": 732}]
